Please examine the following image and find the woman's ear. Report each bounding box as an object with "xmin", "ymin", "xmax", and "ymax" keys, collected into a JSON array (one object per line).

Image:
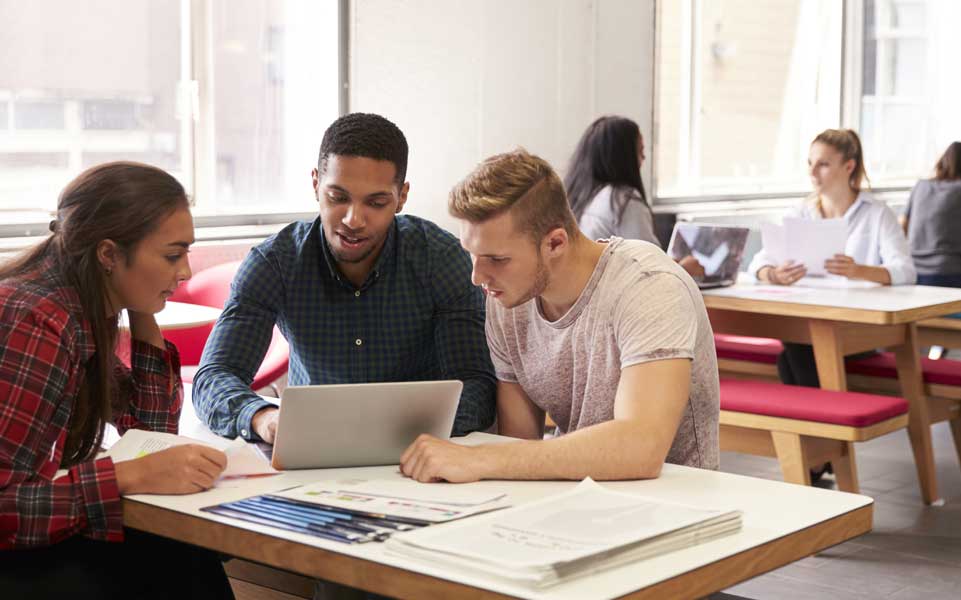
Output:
[{"xmin": 96, "ymin": 239, "xmax": 120, "ymax": 274}]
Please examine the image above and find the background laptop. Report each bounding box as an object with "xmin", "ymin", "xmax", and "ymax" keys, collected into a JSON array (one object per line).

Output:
[
  {"xmin": 271, "ymin": 380, "xmax": 463, "ymax": 470},
  {"xmin": 667, "ymin": 223, "xmax": 750, "ymax": 289}
]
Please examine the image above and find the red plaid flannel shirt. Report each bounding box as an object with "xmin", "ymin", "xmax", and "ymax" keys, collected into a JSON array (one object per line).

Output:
[{"xmin": 1, "ymin": 258, "xmax": 182, "ymax": 549}]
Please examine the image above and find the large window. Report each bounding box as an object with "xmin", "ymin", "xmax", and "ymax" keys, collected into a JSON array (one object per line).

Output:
[
  {"xmin": 655, "ymin": 0, "xmax": 961, "ymax": 201},
  {"xmin": 0, "ymin": 0, "xmax": 340, "ymax": 229},
  {"xmin": 857, "ymin": 0, "xmax": 961, "ymax": 185}
]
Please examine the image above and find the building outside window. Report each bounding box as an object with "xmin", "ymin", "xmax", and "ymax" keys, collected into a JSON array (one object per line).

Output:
[{"xmin": 0, "ymin": 0, "xmax": 339, "ymax": 230}]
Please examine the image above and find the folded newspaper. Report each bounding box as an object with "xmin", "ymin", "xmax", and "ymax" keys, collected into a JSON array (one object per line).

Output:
[{"xmin": 385, "ymin": 478, "xmax": 742, "ymax": 588}]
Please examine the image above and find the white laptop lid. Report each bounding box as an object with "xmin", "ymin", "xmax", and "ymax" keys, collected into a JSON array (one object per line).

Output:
[{"xmin": 271, "ymin": 380, "xmax": 463, "ymax": 470}]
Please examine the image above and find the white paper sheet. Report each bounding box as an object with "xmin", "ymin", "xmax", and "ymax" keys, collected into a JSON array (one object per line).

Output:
[
  {"xmin": 783, "ymin": 217, "xmax": 847, "ymax": 276},
  {"xmin": 759, "ymin": 218, "xmax": 847, "ymax": 276},
  {"xmin": 105, "ymin": 429, "xmax": 277, "ymax": 479},
  {"xmin": 273, "ymin": 478, "xmax": 510, "ymax": 522}
]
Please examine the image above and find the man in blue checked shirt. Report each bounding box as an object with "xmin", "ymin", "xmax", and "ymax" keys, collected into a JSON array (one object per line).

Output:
[{"xmin": 192, "ymin": 113, "xmax": 496, "ymax": 443}]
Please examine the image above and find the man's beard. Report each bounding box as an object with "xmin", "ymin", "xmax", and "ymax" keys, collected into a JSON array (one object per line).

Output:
[{"xmin": 505, "ymin": 254, "xmax": 549, "ymax": 309}]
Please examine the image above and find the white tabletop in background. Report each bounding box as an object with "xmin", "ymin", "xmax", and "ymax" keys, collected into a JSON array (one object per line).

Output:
[
  {"xmin": 125, "ymin": 386, "xmax": 874, "ymax": 600},
  {"xmin": 119, "ymin": 301, "xmax": 222, "ymax": 331},
  {"xmin": 702, "ymin": 273, "xmax": 961, "ymax": 314}
]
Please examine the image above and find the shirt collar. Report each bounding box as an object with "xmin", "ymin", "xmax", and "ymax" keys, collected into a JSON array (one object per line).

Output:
[
  {"xmin": 842, "ymin": 193, "xmax": 867, "ymax": 224},
  {"xmin": 316, "ymin": 217, "xmax": 398, "ymax": 290}
]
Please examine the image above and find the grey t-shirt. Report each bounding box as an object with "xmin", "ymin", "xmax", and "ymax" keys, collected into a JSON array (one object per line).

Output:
[
  {"xmin": 485, "ymin": 237, "xmax": 720, "ymax": 469},
  {"xmin": 905, "ymin": 178, "xmax": 961, "ymax": 275},
  {"xmin": 579, "ymin": 185, "xmax": 659, "ymax": 246}
]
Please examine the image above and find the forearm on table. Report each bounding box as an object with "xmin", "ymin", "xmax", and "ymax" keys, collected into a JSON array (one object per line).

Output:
[{"xmin": 473, "ymin": 419, "xmax": 665, "ymax": 481}]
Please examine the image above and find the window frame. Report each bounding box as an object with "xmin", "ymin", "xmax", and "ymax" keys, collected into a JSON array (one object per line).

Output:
[
  {"xmin": 0, "ymin": 0, "xmax": 348, "ymax": 240},
  {"xmin": 651, "ymin": 0, "xmax": 917, "ymax": 207}
]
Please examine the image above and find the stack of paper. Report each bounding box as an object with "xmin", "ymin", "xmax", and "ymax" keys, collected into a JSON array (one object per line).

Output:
[
  {"xmin": 385, "ymin": 478, "xmax": 741, "ymax": 588},
  {"xmin": 760, "ymin": 217, "xmax": 847, "ymax": 276}
]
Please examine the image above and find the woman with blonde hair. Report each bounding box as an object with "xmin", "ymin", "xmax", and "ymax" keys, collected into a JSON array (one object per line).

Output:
[{"xmin": 748, "ymin": 129, "xmax": 915, "ymax": 388}]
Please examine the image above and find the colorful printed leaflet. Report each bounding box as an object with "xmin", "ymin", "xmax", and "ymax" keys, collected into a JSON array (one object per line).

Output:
[{"xmin": 201, "ymin": 494, "xmax": 426, "ymax": 544}]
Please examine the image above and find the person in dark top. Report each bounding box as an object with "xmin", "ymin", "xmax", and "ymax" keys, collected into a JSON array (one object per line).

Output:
[
  {"xmin": 903, "ymin": 141, "xmax": 961, "ymax": 287},
  {"xmin": 193, "ymin": 113, "xmax": 496, "ymax": 444}
]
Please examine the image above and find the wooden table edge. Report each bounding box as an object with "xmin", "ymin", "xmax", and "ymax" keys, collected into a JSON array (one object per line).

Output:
[
  {"xmin": 705, "ymin": 296, "xmax": 961, "ymax": 326},
  {"xmin": 617, "ymin": 501, "xmax": 873, "ymax": 599},
  {"xmin": 123, "ymin": 499, "xmax": 872, "ymax": 600}
]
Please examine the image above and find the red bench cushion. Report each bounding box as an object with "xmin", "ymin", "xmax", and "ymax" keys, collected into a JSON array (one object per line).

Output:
[
  {"xmin": 719, "ymin": 379, "xmax": 909, "ymax": 427},
  {"xmin": 714, "ymin": 335, "xmax": 783, "ymax": 364},
  {"xmin": 846, "ymin": 353, "xmax": 961, "ymax": 387}
]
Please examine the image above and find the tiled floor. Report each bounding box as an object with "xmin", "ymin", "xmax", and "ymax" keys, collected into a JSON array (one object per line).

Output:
[{"xmin": 720, "ymin": 422, "xmax": 961, "ymax": 599}]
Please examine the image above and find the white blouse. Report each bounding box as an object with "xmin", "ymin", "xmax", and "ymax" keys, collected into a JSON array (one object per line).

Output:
[{"xmin": 748, "ymin": 192, "xmax": 917, "ymax": 285}]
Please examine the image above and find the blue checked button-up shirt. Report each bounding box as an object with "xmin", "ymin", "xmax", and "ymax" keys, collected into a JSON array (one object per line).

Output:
[{"xmin": 192, "ymin": 215, "xmax": 496, "ymax": 440}]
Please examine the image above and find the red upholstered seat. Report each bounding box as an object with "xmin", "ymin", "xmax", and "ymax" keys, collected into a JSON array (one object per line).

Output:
[
  {"xmin": 846, "ymin": 352, "xmax": 961, "ymax": 387},
  {"xmin": 719, "ymin": 379, "xmax": 909, "ymax": 427},
  {"xmin": 714, "ymin": 334, "xmax": 783, "ymax": 364}
]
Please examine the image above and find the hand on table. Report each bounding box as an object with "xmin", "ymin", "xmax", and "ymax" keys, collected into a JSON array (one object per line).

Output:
[
  {"xmin": 115, "ymin": 444, "xmax": 227, "ymax": 495},
  {"xmin": 400, "ymin": 434, "xmax": 485, "ymax": 483},
  {"xmin": 678, "ymin": 255, "xmax": 706, "ymax": 278}
]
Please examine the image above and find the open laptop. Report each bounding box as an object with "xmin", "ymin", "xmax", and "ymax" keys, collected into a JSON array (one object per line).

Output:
[
  {"xmin": 270, "ymin": 380, "xmax": 463, "ymax": 470},
  {"xmin": 667, "ymin": 223, "xmax": 750, "ymax": 289}
]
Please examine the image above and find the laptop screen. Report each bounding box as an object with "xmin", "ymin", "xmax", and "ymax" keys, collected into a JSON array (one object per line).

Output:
[{"xmin": 667, "ymin": 223, "xmax": 750, "ymax": 283}]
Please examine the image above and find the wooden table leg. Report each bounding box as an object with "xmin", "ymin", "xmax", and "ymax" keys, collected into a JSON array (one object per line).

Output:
[
  {"xmin": 809, "ymin": 320, "xmax": 847, "ymax": 391},
  {"xmin": 893, "ymin": 323, "xmax": 941, "ymax": 505}
]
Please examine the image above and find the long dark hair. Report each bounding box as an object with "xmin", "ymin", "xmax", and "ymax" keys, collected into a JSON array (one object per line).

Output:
[
  {"xmin": 0, "ymin": 162, "xmax": 188, "ymax": 466},
  {"xmin": 564, "ymin": 115, "xmax": 648, "ymax": 224},
  {"xmin": 934, "ymin": 142, "xmax": 961, "ymax": 180}
]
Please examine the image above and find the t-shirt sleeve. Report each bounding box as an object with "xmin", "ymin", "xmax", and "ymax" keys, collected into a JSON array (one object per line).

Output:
[
  {"xmin": 613, "ymin": 272, "xmax": 699, "ymax": 368},
  {"xmin": 483, "ymin": 297, "xmax": 518, "ymax": 383}
]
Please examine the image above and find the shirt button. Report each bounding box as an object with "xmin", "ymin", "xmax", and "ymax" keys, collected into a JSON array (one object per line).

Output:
[
  {"xmin": 241, "ymin": 429, "xmax": 248, "ymax": 437},
  {"xmin": 354, "ymin": 290, "xmax": 361, "ymax": 297},
  {"xmin": 355, "ymin": 338, "xmax": 363, "ymax": 346}
]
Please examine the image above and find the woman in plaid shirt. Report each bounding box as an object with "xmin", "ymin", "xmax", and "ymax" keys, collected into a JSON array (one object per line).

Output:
[{"xmin": 0, "ymin": 163, "xmax": 234, "ymax": 598}]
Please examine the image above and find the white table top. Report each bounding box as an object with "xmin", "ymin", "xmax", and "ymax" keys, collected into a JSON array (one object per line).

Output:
[
  {"xmin": 119, "ymin": 301, "xmax": 222, "ymax": 331},
  {"xmin": 124, "ymin": 387, "xmax": 873, "ymax": 600},
  {"xmin": 702, "ymin": 274, "xmax": 961, "ymax": 323}
]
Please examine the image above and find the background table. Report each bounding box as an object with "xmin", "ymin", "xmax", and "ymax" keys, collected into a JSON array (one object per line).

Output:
[{"xmin": 703, "ymin": 280, "xmax": 961, "ymax": 504}]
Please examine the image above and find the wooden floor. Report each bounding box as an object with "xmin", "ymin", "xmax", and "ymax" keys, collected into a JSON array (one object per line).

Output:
[{"xmin": 722, "ymin": 421, "xmax": 961, "ymax": 599}]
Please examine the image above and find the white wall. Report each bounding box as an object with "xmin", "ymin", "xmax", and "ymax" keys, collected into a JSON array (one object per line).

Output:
[{"xmin": 349, "ymin": 0, "xmax": 655, "ymax": 233}]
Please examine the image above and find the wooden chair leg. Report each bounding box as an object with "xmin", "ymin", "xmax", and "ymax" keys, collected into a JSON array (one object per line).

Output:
[
  {"xmin": 771, "ymin": 431, "xmax": 812, "ymax": 486},
  {"xmin": 949, "ymin": 417, "xmax": 961, "ymax": 472},
  {"xmin": 833, "ymin": 441, "xmax": 860, "ymax": 494}
]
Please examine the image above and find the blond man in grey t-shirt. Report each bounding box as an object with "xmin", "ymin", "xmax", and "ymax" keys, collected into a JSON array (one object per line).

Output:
[{"xmin": 400, "ymin": 149, "xmax": 719, "ymax": 483}]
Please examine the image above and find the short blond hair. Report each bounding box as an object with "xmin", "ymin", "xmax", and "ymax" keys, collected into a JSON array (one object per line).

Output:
[{"xmin": 449, "ymin": 148, "xmax": 578, "ymax": 241}]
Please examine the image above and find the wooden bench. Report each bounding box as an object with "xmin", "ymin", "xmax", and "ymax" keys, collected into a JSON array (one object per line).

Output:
[
  {"xmin": 714, "ymin": 334, "xmax": 781, "ymax": 381},
  {"xmin": 715, "ymin": 330, "xmax": 961, "ymax": 471},
  {"xmin": 720, "ymin": 379, "xmax": 909, "ymax": 493}
]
